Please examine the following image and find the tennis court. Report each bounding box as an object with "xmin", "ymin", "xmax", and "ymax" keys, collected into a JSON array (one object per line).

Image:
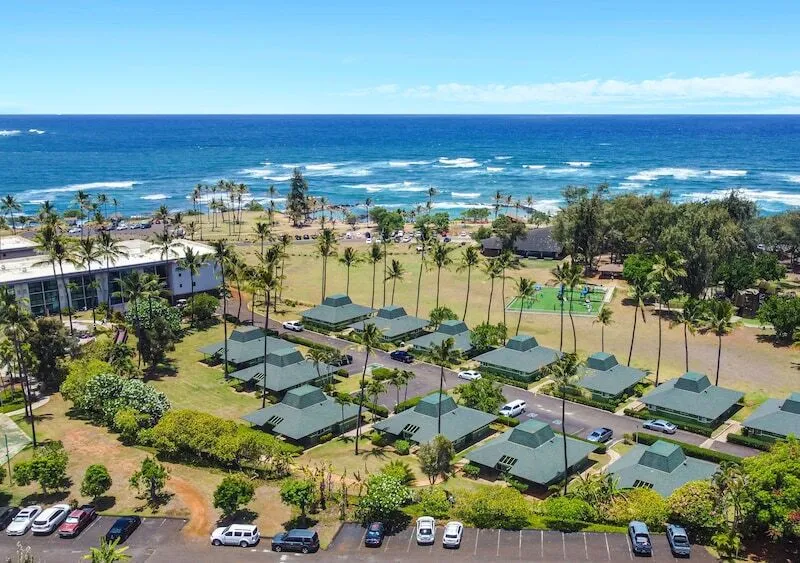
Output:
[{"xmin": 506, "ymin": 285, "xmax": 608, "ymax": 317}]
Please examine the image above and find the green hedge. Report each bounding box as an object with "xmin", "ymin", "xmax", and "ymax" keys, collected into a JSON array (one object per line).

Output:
[
  {"xmin": 280, "ymin": 333, "xmax": 337, "ymax": 354},
  {"xmin": 350, "ymin": 395, "xmax": 389, "ymax": 418},
  {"xmin": 623, "ymin": 408, "xmax": 715, "ymax": 437},
  {"xmin": 395, "ymin": 396, "xmax": 422, "ymax": 413},
  {"xmin": 540, "ymin": 385, "xmax": 619, "ymax": 412},
  {"xmin": 497, "ymin": 415, "xmax": 520, "ymax": 427},
  {"xmin": 371, "ymin": 367, "xmax": 396, "ymax": 381},
  {"xmin": 624, "ymin": 432, "xmax": 741, "ymax": 464},
  {"xmin": 726, "ymin": 432, "xmax": 773, "ymax": 451},
  {"xmin": 480, "ymin": 372, "xmax": 530, "ymax": 389}
]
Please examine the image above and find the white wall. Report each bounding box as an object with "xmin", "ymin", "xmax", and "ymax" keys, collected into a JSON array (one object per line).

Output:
[{"xmin": 169, "ymin": 261, "xmax": 220, "ymax": 296}]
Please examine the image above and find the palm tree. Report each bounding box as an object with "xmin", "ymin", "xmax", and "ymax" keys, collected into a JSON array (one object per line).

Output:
[
  {"xmin": 149, "ymin": 230, "xmax": 183, "ymax": 302},
  {"xmin": 83, "ymin": 537, "xmax": 130, "ymax": 562},
  {"xmin": 388, "ymin": 369, "xmax": 405, "ymax": 407},
  {"xmin": 277, "ymin": 233, "xmax": 292, "ymax": 304},
  {"xmin": 0, "ymin": 216, "xmax": 6, "ymax": 252},
  {"xmin": 32, "ymin": 224, "xmax": 65, "ymax": 321},
  {"xmin": 335, "ymin": 393, "xmax": 352, "ymax": 428},
  {"xmin": 2, "ymin": 194, "xmax": 22, "ymax": 233},
  {"xmin": 482, "ymin": 258, "xmax": 503, "ymax": 323},
  {"xmin": 670, "ymin": 298, "xmax": 703, "ymax": 372},
  {"xmin": 254, "ymin": 221, "xmax": 271, "ymax": 259},
  {"xmin": 430, "ymin": 241, "xmax": 453, "ymax": 309},
  {"xmin": 550, "ymin": 260, "xmax": 578, "ymax": 352},
  {"xmin": 367, "ymin": 244, "xmax": 384, "ymax": 309},
  {"xmin": 35, "ymin": 228, "xmax": 76, "ymax": 334},
  {"xmin": 457, "ymin": 245, "xmax": 482, "ymax": 321},
  {"xmin": 593, "ymin": 307, "xmax": 613, "ymax": 353},
  {"xmin": 365, "ymin": 378, "xmax": 387, "ymax": 409},
  {"xmin": 363, "ymin": 197, "xmax": 372, "ymax": 225},
  {"xmin": 72, "ymin": 237, "xmax": 102, "ymax": 328},
  {"xmin": 379, "ymin": 229, "xmax": 392, "ymax": 307},
  {"xmin": 561, "ymin": 260, "xmax": 584, "ymax": 353},
  {"xmin": 497, "ymin": 250, "xmax": 521, "ymax": 332},
  {"xmin": 211, "ymin": 240, "xmax": 233, "ymax": 378},
  {"xmin": 177, "ymin": 247, "xmax": 206, "ymax": 329},
  {"xmin": 97, "ymin": 231, "xmax": 129, "ymax": 316},
  {"xmin": 427, "ymin": 187, "xmax": 438, "ymax": 209},
  {"xmin": 338, "ymin": 247, "xmax": 362, "ymax": 296},
  {"xmin": 626, "ymin": 280, "xmax": 648, "ymax": 367},
  {"xmin": 37, "ymin": 200, "xmax": 58, "ymax": 225},
  {"xmin": 316, "ymin": 228, "xmax": 338, "ymax": 301},
  {"xmin": 413, "ymin": 224, "xmax": 433, "ymax": 316},
  {"xmin": 702, "ymin": 300, "xmax": 738, "ymax": 385},
  {"xmin": 399, "ymin": 369, "xmax": 415, "ymax": 401},
  {"xmin": 74, "ymin": 189, "xmax": 92, "ymax": 238},
  {"xmin": 648, "ymin": 251, "xmax": 687, "ymax": 385},
  {"xmin": 385, "ymin": 259, "xmax": 406, "ymax": 305},
  {"xmin": 0, "ymin": 290, "xmax": 38, "ymax": 446},
  {"xmin": 544, "ymin": 353, "xmax": 579, "ymax": 495},
  {"xmin": 428, "ymin": 337, "xmax": 460, "ymax": 434},
  {"xmin": 251, "ymin": 261, "xmax": 279, "ymax": 408},
  {"xmin": 514, "ymin": 277, "xmax": 537, "ymax": 336},
  {"xmin": 308, "ymin": 347, "xmax": 330, "ymax": 393},
  {"xmin": 493, "ymin": 190, "xmax": 503, "ymax": 219},
  {"xmin": 354, "ymin": 323, "xmax": 383, "ymax": 454}
]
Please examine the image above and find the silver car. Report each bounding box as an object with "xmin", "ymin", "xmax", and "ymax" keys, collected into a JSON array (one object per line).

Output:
[
  {"xmin": 442, "ymin": 521, "xmax": 463, "ymax": 548},
  {"xmin": 6, "ymin": 506, "xmax": 42, "ymax": 536},
  {"xmin": 643, "ymin": 419, "xmax": 677, "ymax": 434}
]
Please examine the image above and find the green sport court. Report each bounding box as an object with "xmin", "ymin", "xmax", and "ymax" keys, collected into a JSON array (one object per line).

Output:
[{"xmin": 506, "ymin": 286, "xmax": 607, "ymax": 317}]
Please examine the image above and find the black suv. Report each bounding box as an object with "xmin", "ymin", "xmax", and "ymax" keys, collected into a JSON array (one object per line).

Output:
[
  {"xmin": 390, "ymin": 350, "xmax": 414, "ymax": 364},
  {"xmin": 272, "ymin": 529, "xmax": 320, "ymax": 553},
  {"xmin": 330, "ymin": 354, "xmax": 353, "ymax": 367}
]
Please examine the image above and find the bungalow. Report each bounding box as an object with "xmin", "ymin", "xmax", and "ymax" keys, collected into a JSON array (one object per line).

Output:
[
  {"xmin": 349, "ymin": 305, "xmax": 429, "ymax": 343},
  {"xmin": 243, "ymin": 385, "xmax": 359, "ymax": 446},
  {"xmin": 373, "ymin": 393, "xmax": 496, "ymax": 451},
  {"xmin": 407, "ymin": 320, "xmax": 475, "ymax": 356},
  {"xmin": 228, "ymin": 347, "xmax": 336, "ymax": 397},
  {"xmin": 480, "ymin": 226, "xmax": 563, "ymax": 258},
  {"xmin": 198, "ymin": 325, "xmax": 292, "ymax": 370},
  {"xmin": 473, "ymin": 335, "xmax": 560, "ymax": 382},
  {"xmin": 465, "ymin": 420, "xmax": 596, "ymax": 487},
  {"xmin": 742, "ymin": 392, "xmax": 800, "ymax": 440},
  {"xmin": 301, "ymin": 294, "xmax": 374, "ymax": 331},
  {"xmin": 640, "ymin": 372, "xmax": 743, "ymax": 427},
  {"xmin": 606, "ymin": 440, "xmax": 719, "ymax": 497},
  {"xmin": 579, "ymin": 353, "xmax": 647, "ymax": 401}
]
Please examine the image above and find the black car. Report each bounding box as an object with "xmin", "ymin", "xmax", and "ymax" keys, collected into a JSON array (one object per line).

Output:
[
  {"xmin": 0, "ymin": 507, "xmax": 20, "ymax": 530},
  {"xmin": 330, "ymin": 354, "xmax": 353, "ymax": 367},
  {"xmin": 364, "ymin": 522, "xmax": 385, "ymax": 547},
  {"xmin": 105, "ymin": 516, "xmax": 141, "ymax": 543},
  {"xmin": 271, "ymin": 529, "xmax": 320, "ymax": 553},
  {"xmin": 390, "ymin": 350, "xmax": 414, "ymax": 364}
]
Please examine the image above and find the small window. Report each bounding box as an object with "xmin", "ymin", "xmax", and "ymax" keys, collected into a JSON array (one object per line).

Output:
[
  {"xmin": 234, "ymin": 531, "xmax": 242, "ymax": 537},
  {"xmin": 267, "ymin": 415, "xmax": 284, "ymax": 426},
  {"xmin": 224, "ymin": 532, "xmax": 233, "ymax": 537},
  {"xmin": 402, "ymin": 423, "xmax": 420, "ymax": 435},
  {"xmin": 632, "ymin": 479, "xmax": 654, "ymax": 489}
]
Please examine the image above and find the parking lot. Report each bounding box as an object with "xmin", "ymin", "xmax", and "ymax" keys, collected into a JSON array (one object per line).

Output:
[
  {"xmin": 328, "ymin": 523, "xmax": 717, "ymax": 562},
  {"xmin": 0, "ymin": 515, "xmax": 187, "ymax": 561}
]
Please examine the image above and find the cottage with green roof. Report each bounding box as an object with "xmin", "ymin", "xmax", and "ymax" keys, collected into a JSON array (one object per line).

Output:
[
  {"xmin": 465, "ymin": 419, "xmax": 596, "ymax": 487},
  {"xmin": 579, "ymin": 353, "xmax": 648, "ymax": 400},
  {"xmin": 198, "ymin": 326, "xmax": 292, "ymax": 369},
  {"xmin": 373, "ymin": 393, "xmax": 495, "ymax": 451},
  {"xmin": 742, "ymin": 392, "xmax": 800, "ymax": 440},
  {"xmin": 243, "ymin": 385, "xmax": 360, "ymax": 446},
  {"xmin": 606, "ymin": 440, "xmax": 719, "ymax": 496},
  {"xmin": 301, "ymin": 294, "xmax": 374, "ymax": 331},
  {"xmin": 349, "ymin": 305, "xmax": 430, "ymax": 343},
  {"xmin": 228, "ymin": 347, "xmax": 336, "ymax": 396},
  {"xmin": 407, "ymin": 320, "xmax": 475, "ymax": 356},
  {"xmin": 473, "ymin": 335, "xmax": 561, "ymax": 382},
  {"xmin": 640, "ymin": 372, "xmax": 743, "ymax": 426}
]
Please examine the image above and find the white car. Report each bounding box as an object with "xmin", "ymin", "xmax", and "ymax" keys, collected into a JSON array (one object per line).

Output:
[
  {"xmin": 457, "ymin": 370, "xmax": 482, "ymax": 381},
  {"xmin": 31, "ymin": 504, "xmax": 70, "ymax": 535},
  {"xmin": 115, "ymin": 223, "xmax": 129, "ymax": 230},
  {"xmin": 415, "ymin": 516, "xmax": 435, "ymax": 545},
  {"xmin": 67, "ymin": 227, "xmax": 81, "ymax": 234},
  {"xmin": 282, "ymin": 320, "xmax": 304, "ymax": 332},
  {"xmin": 210, "ymin": 524, "xmax": 260, "ymax": 547},
  {"xmin": 499, "ymin": 399, "xmax": 527, "ymax": 417},
  {"xmin": 442, "ymin": 521, "xmax": 464, "ymax": 548},
  {"xmin": 7, "ymin": 506, "xmax": 42, "ymax": 536}
]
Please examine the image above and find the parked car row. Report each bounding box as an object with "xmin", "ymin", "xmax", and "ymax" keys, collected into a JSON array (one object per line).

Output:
[
  {"xmin": 2, "ymin": 504, "xmax": 140, "ymax": 543},
  {"xmin": 628, "ymin": 520, "xmax": 692, "ymax": 557}
]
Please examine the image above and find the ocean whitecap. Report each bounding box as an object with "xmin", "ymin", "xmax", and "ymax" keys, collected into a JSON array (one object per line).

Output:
[
  {"xmin": 387, "ymin": 160, "xmax": 430, "ymax": 167},
  {"xmin": 0, "ymin": 130, "xmax": 21, "ymax": 137},
  {"xmin": 627, "ymin": 168, "xmax": 703, "ymax": 182},
  {"xmin": 28, "ymin": 129, "xmax": 45, "ymax": 135},
  {"xmin": 305, "ymin": 163, "xmax": 340, "ymax": 171},
  {"xmin": 681, "ymin": 188, "xmax": 800, "ymax": 207},
  {"xmin": 486, "ymin": 167, "xmax": 504, "ymax": 173},
  {"xmin": 438, "ymin": 157, "xmax": 480, "ymax": 168},
  {"xmin": 566, "ymin": 161, "xmax": 592, "ymax": 167},
  {"xmin": 522, "ymin": 164, "xmax": 546, "ymax": 169},
  {"xmin": 709, "ymin": 169, "xmax": 747, "ymax": 178},
  {"xmin": 494, "ymin": 156, "xmax": 512, "ymax": 160},
  {"xmin": 451, "ymin": 191, "xmax": 481, "ymax": 199},
  {"xmin": 141, "ymin": 194, "xmax": 169, "ymax": 201}
]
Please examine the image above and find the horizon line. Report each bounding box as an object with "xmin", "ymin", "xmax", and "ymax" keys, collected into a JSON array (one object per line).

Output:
[{"xmin": 3, "ymin": 113, "xmax": 800, "ymax": 118}]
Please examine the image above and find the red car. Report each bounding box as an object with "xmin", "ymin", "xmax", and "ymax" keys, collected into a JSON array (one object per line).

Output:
[{"xmin": 58, "ymin": 506, "xmax": 97, "ymax": 538}]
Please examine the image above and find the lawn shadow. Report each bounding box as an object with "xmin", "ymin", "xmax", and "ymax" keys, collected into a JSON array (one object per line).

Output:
[
  {"xmin": 755, "ymin": 334, "xmax": 794, "ymax": 348},
  {"xmin": 134, "ymin": 491, "xmax": 174, "ymax": 513},
  {"xmin": 146, "ymin": 359, "xmax": 179, "ymax": 381},
  {"xmin": 362, "ymin": 447, "xmax": 390, "ymax": 462},
  {"xmin": 217, "ymin": 508, "xmax": 258, "ymax": 526},
  {"xmin": 21, "ymin": 490, "xmax": 70, "ymax": 505},
  {"xmin": 282, "ymin": 515, "xmax": 319, "ymax": 530},
  {"xmin": 92, "ymin": 495, "xmax": 117, "ymax": 512}
]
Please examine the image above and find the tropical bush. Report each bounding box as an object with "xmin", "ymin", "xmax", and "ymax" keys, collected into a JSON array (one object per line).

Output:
[
  {"xmin": 455, "ymin": 486, "xmax": 532, "ymax": 530},
  {"xmin": 394, "ymin": 439, "xmax": 410, "ymax": 455},
  {"xmin": 13, "ymin": 443, "xmax": 69, "ymax": 494},
  {"xmin": 125, "ymin": 299, "xmax": 182, "ymax": 332},
  {"xmin": 462, "ymin": 463, "xmax": 481, "ymax": 478},
  {"xmin": 214, "ymin": 474, "xmax": 255, "ymax": 517},
  {"xmin": 78, "ymin": 372, "xmax": 171, "ymax": 426},
  {"xmin": 605, "ymin": 488, "xmax": 668, "ymax": 529},
  {"xmin": 380, "ymin": 460, "xmax": 415, "ymax": 485},
  {"xmin": 185, "ymin": 293, "xmax": 219, "ymax": 326},
  {"xmin": 416, "ymin": 487, "xmax": 452, "ymax": 519},
  {"xmin": 667, "ymin": 481, "xmax": 719, "ymax": 542},
  {"xmin": 355, "ymin": 474, "xmax": 412, "ymax": 530}
]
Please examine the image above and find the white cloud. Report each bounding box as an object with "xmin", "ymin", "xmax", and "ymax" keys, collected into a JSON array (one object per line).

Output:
[{"xmin": 345, "ymin": 73, "xmax": 800, "ymax": 105}]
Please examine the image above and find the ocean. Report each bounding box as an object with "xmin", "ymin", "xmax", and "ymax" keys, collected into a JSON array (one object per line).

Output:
[{"xmin": 1, "ymin": 115, "xmax": 799, "ymax": 217}]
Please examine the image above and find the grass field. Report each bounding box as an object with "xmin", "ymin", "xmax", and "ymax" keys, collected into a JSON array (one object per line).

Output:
[{"xmin": 506, "ymin": 286, "xmax": 607, "ymax": 317}]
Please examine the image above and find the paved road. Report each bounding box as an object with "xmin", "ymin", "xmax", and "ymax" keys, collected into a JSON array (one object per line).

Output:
[
  {"xmin": 231, "ymin": 299, "xmax": 757, "ymax": 458},
  {"xmin": 328, "ymin": 522, "xmax": 717, "ymax": 562}
]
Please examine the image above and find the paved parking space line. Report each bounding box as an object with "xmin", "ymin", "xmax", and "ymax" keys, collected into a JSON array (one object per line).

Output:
[
  {"xmin": 496, "ymin": 529, "xmax": 500, "ymax": 557},
  {"xmin": 562, "ymin": 532, "xmax": 566, "ymax": 560},
  {"xmin": 604, "ymin": 533, "xmax": 611, "ymax": 560},
  {"xmin": 83, "ymin": 517, "xmax": 101, "ymax": 534},
  {"xmin": 407, "ymin": 529, "xmax": 414, "ymax": 553},
  {"xmin": 473, "ymin": 528, "xmax": 479, "ymax": 556},
  {"xmin": 584, "ymin": 533, "xmax": 588, "ymax": 560},
  {"xmin": 383, "ymin": 534, "xmax": 391, "ymax": 552},
  {"xmin": 518, "ymin": 530, "xmax": 522, "ymax": 560},
  {"xmin": 626, "ymin": 534, "xmax": 633, "ymax": 559},
  {"xmin": 356, "ymin": 528, "xmax": 366, "ymax": 551},
  {"xmin": 540, "ymin": 530, "xmax": 544, "ymax": 559}
]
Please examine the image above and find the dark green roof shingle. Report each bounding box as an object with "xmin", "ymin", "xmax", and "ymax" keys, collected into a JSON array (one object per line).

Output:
[
  {"xmin": 641, "ymin": 372, "xmax": 743, "ymax": 421},
  {"xmin": 350, "ymin": 306, "xmax": 430, "ymax": 339},
  {"xmin": 301, "ymin": 294, "xmax": 374, "ymax": 325},
  {"xmin": 742, "ymin": 393, "xmax": 800, "ymax": 438},
  {"xmin": 473, "ymin": 335, "xmax": 561, "ymax": 375},
  {"xmin": 579, "ymin": 353, "xmax": 647, "ymax": 396},
  {"xmin": 407, "ymin": 321, "xmax": 474, "ymax": 353}
]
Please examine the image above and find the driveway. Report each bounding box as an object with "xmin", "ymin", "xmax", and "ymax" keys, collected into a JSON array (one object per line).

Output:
[{"xmin": 328, "ymin": 522, "xmax": 718, "ymax": 562}]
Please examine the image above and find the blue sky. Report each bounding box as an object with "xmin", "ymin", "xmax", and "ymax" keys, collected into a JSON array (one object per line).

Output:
[{"xmin": 2, "ymin": 0, "xmax": 800, "ymax": 114}]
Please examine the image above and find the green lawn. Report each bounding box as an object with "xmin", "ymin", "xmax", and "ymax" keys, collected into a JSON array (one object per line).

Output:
[
  {"xmin": 507, "ymin": 286, "xmax": 606, "ymax": 317},
  {"xmin": 732, "ymin": 390, "xmax": 770, "ymax": 422}
]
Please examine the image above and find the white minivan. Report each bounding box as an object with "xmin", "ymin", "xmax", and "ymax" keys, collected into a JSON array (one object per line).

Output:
[
  {"xmin": 499, "ymin": 399, "xmax": 526, "ymax": 417},
  {"xmin": 210, "ymin": 524, "xmax": 260, "ymax": 547}
]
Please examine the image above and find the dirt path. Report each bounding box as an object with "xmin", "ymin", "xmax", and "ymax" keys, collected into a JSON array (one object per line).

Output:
[{"xmin": 170, "ymin": 475, "xmax": 215, "ymax": 538}]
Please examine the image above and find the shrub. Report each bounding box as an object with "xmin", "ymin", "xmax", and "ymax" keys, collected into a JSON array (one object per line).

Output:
[
  {"xmin": 370, "ymin": 432, "xmax": 387, "ymax": 447},
  {"xmin": 125, "ymin": 299, "xmax": 182, "ymax": 332},
  {"xmin": 394, "ymin": 439, "xmax": 410, "ymax": 455},
  {"xmin": 455, "ymin": 485, "xmax": 532, "ymax": 530},
  {"xmin": 726, "ymin": 432, "xmax": 773, "ymax": 451},
  {"xmin": 112, "ymin": 407, "xmax": 147, "ymax": 444},
  {"xmin": 625, "ymin": 432, "xmax": 741, "ymax": 464},
  {"xmin": 318, "ymin": 432, "xmax": 334, "ymax": 444},
  {"xmin": 416, "ymin": 487, "xmax": 452, "ymax": 519},
  {"xmin": 185, "ymin": 293, "xmax": 219, "ymax": 326},
  {"xmin": 606, "ymin": 488, "xmax": 668, "ymax": 529},
  {"xmin": 462, "ymin": 463, "xmax": 481, "ymax": 478},
  {"xmin": 60, "ymin": 358, "xmax": 113, "ymax": 404},
  {"xmin": 540, "ymin": 496, "xmax": 597, "ymax": 522},
  {"xmin": 280, "ymin": 333, "xmax": 337, "ymax": 354},
  {"xmin": 504, "ymin": 475, "xmax": 529, "ymax": 493},
  {"xmin": 497, "ymin": 415, "xmax": 520, "ymax": 427},
  {"xmin": 371, "ymin": 367, "xmax": 396, "ymax": 381},
  {"xmin": 13, "ymin": 443, "xmax": 69, "ymax": 494},
  {"xmin": 280, "ymin": 478, "xmax": 315, "ymax": 519},
  {"xmin": 335, "ymin": 368, "xmax": 349, "ymax": 378},
  {"xmin": 80, "ymin": 464, "xmax": 112, "ymax": 500},
  {"xmin": 214, "ymin": 474, "xmax": 256, "ymax": 517},
  {"xmin": 356, "ymin": 474, "xmax": 412, "ymax": 530},
  {"xmin": 79, "ymin": 372, "xmax": 171, "ymax": 426},
  {"xmin": 395, "ymin": 396, "xmax": 422, "ymax": 413},
  {"xmin": 667, "ymin": 481, "xmax": 719, "ymax": 542},
  {"xmin": 381, "ymin": 460, "xmax": 415, "ymax": 485}
]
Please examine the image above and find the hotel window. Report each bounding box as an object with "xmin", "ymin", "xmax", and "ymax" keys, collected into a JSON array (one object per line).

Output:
[
  {"xmin": 27, "ymin": 279, "xmax": 60, "ymax": 317},
  {"xmin": 67, "ymin": 274, "xmax": 98, "ymax": 312}
]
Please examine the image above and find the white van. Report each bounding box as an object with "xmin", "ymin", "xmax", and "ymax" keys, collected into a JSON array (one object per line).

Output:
[
  {"xmin": 499, "ymin": 399, "xmax": 526, "ymax": 417},
  {"xmin": 210, "ymin": 524, "xmax": 260, "ymax": 547}
]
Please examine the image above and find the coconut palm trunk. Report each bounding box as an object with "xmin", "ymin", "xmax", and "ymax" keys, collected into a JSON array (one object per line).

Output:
[
  {"xmin": 568, "ymin": 291, "xmax": 576, "ymax": 353},
  {"xmin": 655, "ymin": 300, "xmax": 663, "ymax": 385},
  {"xmin": 627, "ymin": 301, "xmax": 640, "ymax": 367},
  {"xmin": 559, "ymin": 284, "xmax": 565, "ymax": 351},
  {"xmin": 415, "ymin": 247, "xmax": 425, "ymax": 317},
  {"xmin": 262, "ymin": 288, "xmax": 271, "ymax": 409},
  {"xmin": 487, "ymin": 277, "xmax": 495, "ymax": 323},
  {"xmin": 463, "ymin": 264, "xmax": 472, "ymax": 321},
  {"xmin": 354, "ymin": 347, "xmax": 370, "ymax": 455}
]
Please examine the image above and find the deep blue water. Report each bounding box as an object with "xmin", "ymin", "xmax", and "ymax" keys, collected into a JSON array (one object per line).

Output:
[{"xmin": 1, "ymin": 115, "xmax": 799, "ymax": 217}]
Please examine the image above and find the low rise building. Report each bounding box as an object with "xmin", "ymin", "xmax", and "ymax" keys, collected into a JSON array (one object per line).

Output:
[
  {"xmin": 407, "ymin": 320, "xmax": 475, "ymax": 356},
  {"xmin": 473, "ymin": 335, "xmax": 560, "ymax": 382},
  {"xmin": 579, "ymin": 353, "xmax": 648, "ymax": 401},
  {"xmin": 349, "ymin": 305, "xmax": 429, "ymax": 343},
  {"xmin": 243, "ymin": 385, "xmax": 359, "ymax": 446},
  {"xmin": 640, "ymin": 372, "xmax": 743, "ymax": 427},
  {"xmin": 198, "ymin": 326, "xmax": 292, "ymax": 370},
  {"xmin": 0, "ymin": 235, "xmax": 38, "ymax": 260},
  {"xmin": 480, "ymin": 226, "xmax": 563, "ymax": 258},
  {"xmin": 301, "ymin": 294, "xmax": 373, "ymax": 331},
  {"xmin": 742, "ymin": 392, "xmax": 800, "ymax": 440},
  {"xmin": 228, "ymin": 347, "xmax": 336, "ymax": 397}
]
